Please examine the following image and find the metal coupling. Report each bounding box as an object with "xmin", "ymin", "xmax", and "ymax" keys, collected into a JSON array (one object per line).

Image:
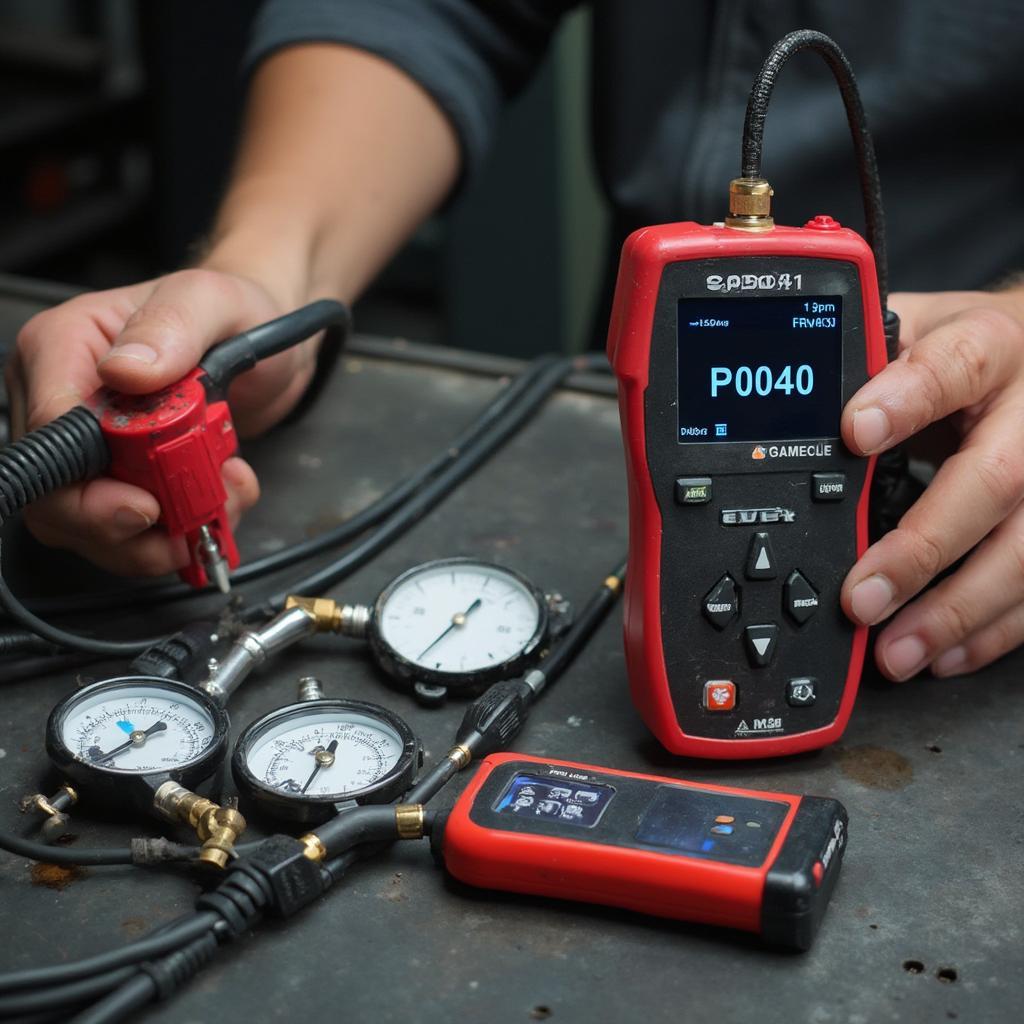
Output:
[
  {"xmin": 394, "ymin": 804, "xmax": 426, "ymax": 840},
  {"xmin": 19, "ymin": 785, "xmax": 77, "ymax": 843},
  {"xmin": 285, "ymin": 595, "xmax": 371, "ymax": 638},
  {"xmin": 724, "ymin": 177, "xmax": 775, "ymax": 231},
  {"xmin": 297, "ymin": 832, "xmax": 328, "ymax": 863},
  {"xmin": 152, "ymin": 782, "xmax": 247, "ymax": 869},
  {"xmin": 447, "ymin": 744, "xmax": 472, "ymax": 770},
  {"xmin": 298, "ymin": 676, "xmax": 325, "ymax": 702}
]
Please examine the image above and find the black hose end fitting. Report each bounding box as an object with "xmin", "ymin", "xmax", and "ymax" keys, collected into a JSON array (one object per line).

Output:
[
  {"xmin": 455, "ymin": 678, "xmax": 534, "ymax": 759},
  {"xmin": 0, "ymin": 405, "xmax": 107, "ymax": 526}
]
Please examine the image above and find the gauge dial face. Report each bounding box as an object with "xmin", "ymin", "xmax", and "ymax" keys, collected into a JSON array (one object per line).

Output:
[
  {"xmin": 58, "ymin": 682, "xmax": 216, "ymax": 775},
  {"xmin": 377, "ymin": 562, "xmax": 543, "ymax": 675},
  {"xmin": 243, "ymin": 707, "xmax": 407, "ymax": 799}
]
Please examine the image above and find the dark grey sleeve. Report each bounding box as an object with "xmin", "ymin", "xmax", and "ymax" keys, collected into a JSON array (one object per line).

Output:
[{"xmin": 246, "ymin": 0, "xmax": 580, "ymax": 185}]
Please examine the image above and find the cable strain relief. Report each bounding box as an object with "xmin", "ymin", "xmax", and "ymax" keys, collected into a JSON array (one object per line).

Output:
[
  {"xmin": 195, "ymin": 868, "xmax": 271, "ymax": 938},
  {"xmin": 137, "ymin": 930, "xmax": 219, "ymax": 1001}
]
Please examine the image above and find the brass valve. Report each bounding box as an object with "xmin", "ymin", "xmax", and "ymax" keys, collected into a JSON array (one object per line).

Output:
[{"xmin": 152, "ymin": 782, "xmax": 246, "ymax": 869}]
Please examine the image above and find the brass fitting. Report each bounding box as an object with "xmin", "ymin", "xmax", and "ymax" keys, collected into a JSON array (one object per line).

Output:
[
  {"xmin": 285, "ymin": 595, "xmax": 371, "ymax": 637},
  {"xmin": 447, "ymin": 744, "xmax": 472, "ymax": 770},
  {"xmin": 297, "ymin": 832, "xmax": 328, "ymax": 863},
  {"xmin": 285, "ymin": 595, "xmax": 343, "ymax": 631},
  {"xmin": 394, "ymin": 804, "xmax": 426, "ymax": 840},
  {"xmin": 724, "ymin": 177, "xmax": 775, "ymax": 231},
  {"xmin": 152, "ymin": 782, "xmax": 247, "ymax": 869}
]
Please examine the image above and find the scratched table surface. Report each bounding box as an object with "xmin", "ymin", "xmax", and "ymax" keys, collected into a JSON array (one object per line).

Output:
[{"xmin": 0, "ymin": 275, "xmax": 1020, "ymax": 1024}]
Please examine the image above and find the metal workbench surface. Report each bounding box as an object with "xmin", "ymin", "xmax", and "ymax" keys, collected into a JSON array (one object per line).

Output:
[{"xmin": 0, "ymin": 279, "xmax": 1020, "ymax": 1024}]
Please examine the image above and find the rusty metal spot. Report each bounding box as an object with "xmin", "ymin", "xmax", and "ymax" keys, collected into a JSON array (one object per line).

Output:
[
  {"xmin": 121, "ymin": 916, "xmax": 148, "ymax": 937},
  {"xmin": 30, "ymin": 862, "xmax": 86, "ymax": 890},
  {"xmin": 838, "ymin": 745, "xmax": 913, "ymax": 790}
]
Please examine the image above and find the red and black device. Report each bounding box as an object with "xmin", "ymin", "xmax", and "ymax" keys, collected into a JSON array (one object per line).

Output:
[
  {"xmin": 0, "ymin": 299, "xmax": 349, "ymax": 602},
  {"xmin": 436, "ymin": 753, "xmax": 847, "ymax": 950},
  {"xmin": 607, "ymin": 214, "xmax": 887, "ymax": 757}
]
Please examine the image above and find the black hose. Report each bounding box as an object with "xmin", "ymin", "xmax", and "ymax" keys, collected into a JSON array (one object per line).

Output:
[
  {"xmin": 3, "ymin": 354, "xmax": 562, "ymax": 622},
  {"xmin": 0, "ymin": 832, "xmax": 133, "ymax": 865},
  {"xmin": 304, "ymin": 805, "xmax": 401, "ymax": 854},
  {"xmin": 739, "ymin": 29, "xmax": 889, "ymax": 307},
  {"xmin": 0, "ymin": 631, "xmax": 54, "ymax": 656},
  {"xmin": 68, "ymin": 974, "xmax": 154, "ymax": 1024},
  {"xmin": 198, "ymin": 299, "xmax": 351, "ymax": 390},
  {"xmin": 0, "ymin": 968, "xmax": 136, "ymax": 1018},
  {"xmin": 533, "ymin": 557, "xmax": 627, "ymax": 683},
  {"xmin": 249, "ymin": 355, "xmax": 580, "ymax": 618},
  {"xmin": 0, "ymin": 913, "xmax": 218, "ymax": 994}
]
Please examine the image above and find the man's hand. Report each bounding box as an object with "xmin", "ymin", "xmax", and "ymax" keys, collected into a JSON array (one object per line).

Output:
[
  {"xmin": 5, "ymin": 269, "xmax": 319, "ymax": 577},
  {"xmin": 841, "ymin": 285, "xmax": 1024, "ymax": 680}
]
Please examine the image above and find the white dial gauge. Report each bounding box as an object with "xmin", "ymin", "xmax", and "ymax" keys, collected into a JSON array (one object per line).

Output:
[
  {"xmin": 375, "ymin": 560, "xmax": 544, "ymax": 677},
  {"xmin": 242, "ymin": 706, "xmax": 406, "ymax": 798},
  {"xmin": 58, "ymin": 681, "xmax": 217, "ymax": 774}
]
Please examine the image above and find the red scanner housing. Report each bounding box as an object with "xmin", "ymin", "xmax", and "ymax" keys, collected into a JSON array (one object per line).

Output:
[
  {"xmin": 607, "ymin": 219, "xmax": 888, "ymax": 758},
  {"xmin": 89, "ymin": 369, "xmax": 239, "ymax": 589},
  {"xmin": 439, "ymin": 753, "xmax": 848, "ymax": 950}
]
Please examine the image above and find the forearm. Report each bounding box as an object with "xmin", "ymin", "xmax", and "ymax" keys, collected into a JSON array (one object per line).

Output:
[{"xmin": 202, "ymin": 44, "xmax": 461, "ymax": 306}]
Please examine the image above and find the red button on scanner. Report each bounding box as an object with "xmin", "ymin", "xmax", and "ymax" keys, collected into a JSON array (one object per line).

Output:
[
  {"xmin": 804, "ymin": 214, "xmax": 841, "ymax": 231},
  {"xmin": 703, "ymin": 680, "xmax": 737, "ymax": 711}
]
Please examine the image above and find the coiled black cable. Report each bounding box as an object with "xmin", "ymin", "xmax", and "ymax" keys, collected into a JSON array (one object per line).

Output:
[{"xmin": 739, "ymin": 29, "xmax": 889, "ymax": 308}]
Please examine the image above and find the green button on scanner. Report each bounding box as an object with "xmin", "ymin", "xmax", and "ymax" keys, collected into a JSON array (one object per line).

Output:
[{"xmin": 675, "ymin": 476, "xmax": 713, "ymax": 505}]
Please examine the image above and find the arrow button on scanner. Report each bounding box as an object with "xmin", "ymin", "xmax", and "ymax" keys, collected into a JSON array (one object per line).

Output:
[
  {"xmin": 745, "ymin": 532, "xmax": 777, "ymax": 580},
  {"xmin": 744, "ymin": 623, "xmax": 779, "ymax": 667}
]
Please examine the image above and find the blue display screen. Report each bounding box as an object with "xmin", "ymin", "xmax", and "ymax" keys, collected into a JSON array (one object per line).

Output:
[
  {"xmin": 493, "ymin": 773, "xmax": 615, "ymax": 828},
  {"xmin": 677, "ymin": 296, "xmax": 843, "ymax": 444}
]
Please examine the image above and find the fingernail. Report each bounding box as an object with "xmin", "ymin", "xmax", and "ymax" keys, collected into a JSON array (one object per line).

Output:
[
  {"xmin": 883, "ymin": 634, "xmax": 929, "ymax": 681},
  {"xmin": 849, "ymin": 574, "xmax": 896, "ymax": 625},
  {"xmin": 113, "ymin": 506, "xmax": 153, "ymax": 536},
  {"xmin": 933, "ymin": 645, "xmax": 967, "ymax": 677},
  {"xmin": 852, "ymin": 407, "xmax": 892, "ymax": 453},
  {"xmin": 100, "ymin": 342, "xmax": 158, "ymax": 366}
]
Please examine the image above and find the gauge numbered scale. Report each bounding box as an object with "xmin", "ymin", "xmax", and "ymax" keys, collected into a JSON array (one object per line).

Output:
[
  {"xmin": 365, "ymin": 558, "xmax": 568, "ymax": 703},
  {"xmin": 233, "ymin": 699, "xmax": 420, "ymax": 824},
  {"xmin": 45, "ymin": 676, "xmax": 230, "ymax": 811}
]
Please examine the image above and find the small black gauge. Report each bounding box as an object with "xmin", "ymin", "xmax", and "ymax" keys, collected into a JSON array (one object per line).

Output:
[
  {"xmin": 232, "ymin": 698, "xmax": 420, "ymax": 825},
  {"xmin": 45, "ymin": 676, "xmax": 230, "ymax": 811}
]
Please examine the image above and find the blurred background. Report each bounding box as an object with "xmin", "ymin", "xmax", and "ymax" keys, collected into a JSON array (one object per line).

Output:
[{"xmin": 0, "ymin": 0, "xmax": 608, "ymax": 357}]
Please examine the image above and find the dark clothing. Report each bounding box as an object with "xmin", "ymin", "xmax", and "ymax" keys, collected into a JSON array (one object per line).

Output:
[{"xmin": 249, "ymin": 0, "xmax": 1023, "ymax": 292}]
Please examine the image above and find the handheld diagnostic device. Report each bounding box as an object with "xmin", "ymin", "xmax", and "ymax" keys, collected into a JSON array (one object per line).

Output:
[
  {"xmin": 437, "ymin": 753, "xmax": 847, "ymax": 950},
  {"xmin": 608, "ymin": 215, "xmax": 886, "ymax": 757}
]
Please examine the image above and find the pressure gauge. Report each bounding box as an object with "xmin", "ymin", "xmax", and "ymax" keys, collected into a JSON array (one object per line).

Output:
[
  {"xmin": 367, "ymin": 558, "xmax": 562, "ymax": 702},
  {"xmin": 232, "ymin": 698, "xmax": 420, "ymax": 825},
  {"xmin": 45, "ymin": 676, "xmax": 230, "ymax": 811}
]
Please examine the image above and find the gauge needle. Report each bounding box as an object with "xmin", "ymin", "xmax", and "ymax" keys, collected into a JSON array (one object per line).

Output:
[
  {"xmin": 301, "ymin": 739, "xmax": 339, "ymax": 794},
  {"xmin": 418, "ymin": 597, "xmax": 483, "ymax": 660},
  {"xmin": 89, "ymin": 720, "xmax": 168, "ymax": 763}
]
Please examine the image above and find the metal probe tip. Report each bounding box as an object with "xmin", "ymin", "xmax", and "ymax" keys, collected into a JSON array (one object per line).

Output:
[{"xmin": 198, "ymin": 524, "xmax": 232, "ymax": 594}]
